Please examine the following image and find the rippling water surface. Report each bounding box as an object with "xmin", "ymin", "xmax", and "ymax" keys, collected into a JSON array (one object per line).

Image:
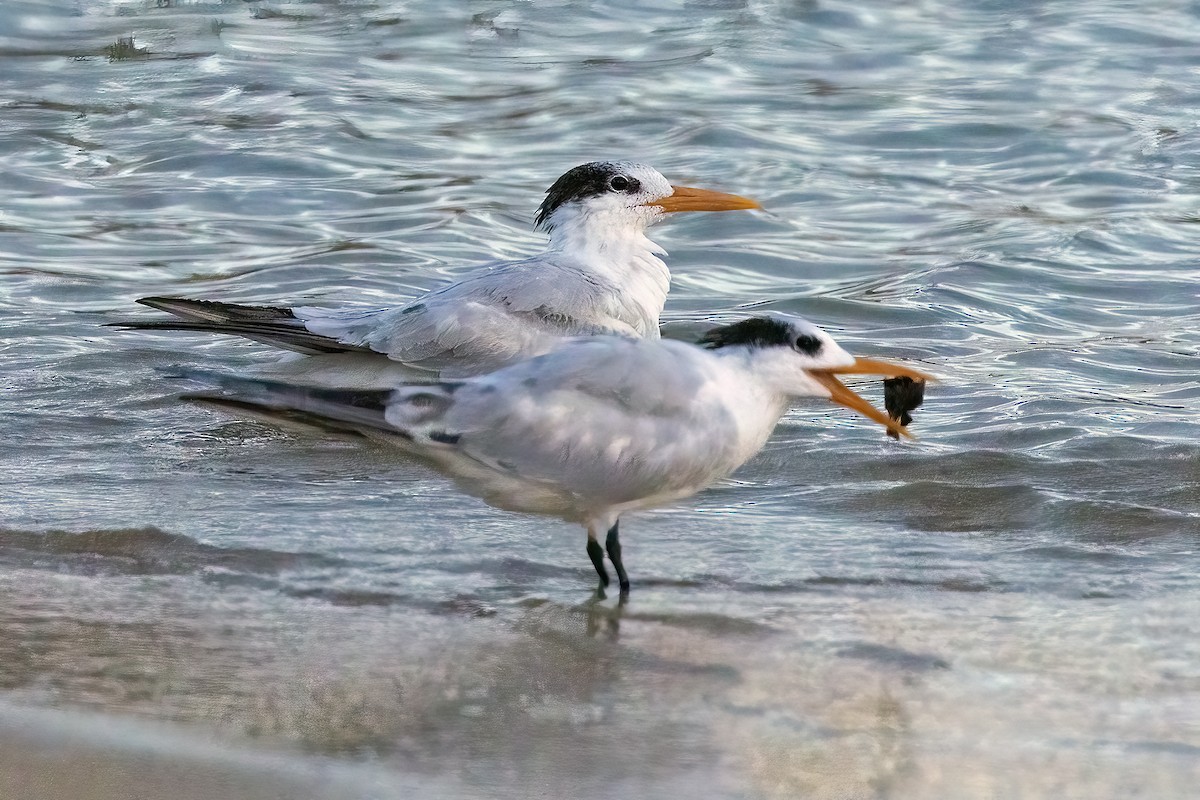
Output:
[{"xmin": 3, "ymin": 1, "xmax": 1199, "ymax": 797}]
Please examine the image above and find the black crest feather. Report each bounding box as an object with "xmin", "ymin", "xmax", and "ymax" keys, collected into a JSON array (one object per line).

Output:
[
  {"xmin": 700, "ymin": 317, "xmax": 795, "ymax": 349},
  {"xmin": 534, "ymin": 162, "xmax": 635, "ymax": 230}
]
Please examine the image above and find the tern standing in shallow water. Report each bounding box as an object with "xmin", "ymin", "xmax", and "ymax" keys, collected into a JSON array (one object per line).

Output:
[
  {"xmin": 112, "ymin": 161, "xmax": 758, "ymax": 383},
  {"xmin": 182, "ymin": 314, "xmax": 932, "ymax": 595}
]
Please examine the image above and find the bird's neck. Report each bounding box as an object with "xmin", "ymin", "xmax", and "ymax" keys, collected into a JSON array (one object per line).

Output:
[
  {"xmin": 543, "ymin": 210, "xmax": 671, "ymax": 336},
  {"xmin": 713, "ymin": 348, "xmax": 794, "ymax": 427},
  {"xmin": 687, "ymin": 348, "xmax": 793, "ymax": 469}
]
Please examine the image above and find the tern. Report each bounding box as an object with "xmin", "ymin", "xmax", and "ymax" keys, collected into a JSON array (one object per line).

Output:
[
  {"xmin": 111, "ymin": 161, "xmax": 759, "ymax": 382},
  {"xmin": 181, "ymin": 314, "xmax": 933, "ymax": 595}
]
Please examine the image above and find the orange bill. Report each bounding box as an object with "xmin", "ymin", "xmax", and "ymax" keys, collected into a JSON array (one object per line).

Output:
[
  {"xmin": 651, "ymin": 185, "xmax": 761, "ymax": 213},
  {"xmin": 808, "ymin": 358, "xmax": 936, "ymax": 439},
  {"xmin": 818, "ymin": 358, "xmax": 935, "ymax": 383}
]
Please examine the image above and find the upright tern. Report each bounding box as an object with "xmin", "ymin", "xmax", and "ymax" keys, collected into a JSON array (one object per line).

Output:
[
  {"xmin": 181, "ymin": 314, "xmax": 933, "ymax": 595},
  {"xmin": 112, "ymin": 161, "xmax": 759, "ymax": 382}
]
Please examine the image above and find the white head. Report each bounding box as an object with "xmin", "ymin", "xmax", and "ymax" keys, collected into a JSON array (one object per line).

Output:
[
  {"xmin": 700, "ymin": 314, "xmax": 933, "ymax": 438},
  {"xmin": 533, "ymin": 161, "xmax": 759, "ymax": 243}
]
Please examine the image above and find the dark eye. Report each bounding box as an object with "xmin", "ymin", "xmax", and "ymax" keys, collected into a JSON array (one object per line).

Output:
[
  {"xmin": 609, "ymin": 175, "xmax": 630, "ymax": 191},
  {"xmin": 794, "ymin": 334, "xmax": 822, "ymax": 356}
]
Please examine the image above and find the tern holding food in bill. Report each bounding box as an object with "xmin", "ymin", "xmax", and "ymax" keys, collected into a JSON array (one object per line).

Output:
[
  {"xmin": 111, "ymin": 161, "xmax": 759, "ymax": 383},
  {"xmin": 181, "ymin": 314, "xmax": 933, "ymax": 595}
]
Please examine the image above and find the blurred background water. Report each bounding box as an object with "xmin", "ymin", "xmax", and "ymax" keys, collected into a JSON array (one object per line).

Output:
[{"xmin": 2, "ymin": 0, "xmax": 1199, "ymax": 797}]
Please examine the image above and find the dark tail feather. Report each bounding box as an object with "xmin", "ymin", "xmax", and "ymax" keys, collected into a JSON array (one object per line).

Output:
[
  {"xmin": 184, "ymin": 395, "xmax": 418, "ymax": 442},
  {"xmin": 177, "ymin": 370, "xmax": 397, "ymax": 433},
  {"xmin": 106, "ymin": 297, "xmax": 367, "ymax": 355},
  {"xmin": 136, "ymin": 297, "xmax": 298, "ymax": 324},
  {"xmin": 883, "ymin": 377, "xmax": 927, "ymax": 440},
  {"xmin": 107, "ymin": 318, "xmax": 367, "ymax": 355},
  {"xmin": 184, "ymin": 395, "xmax": 373, "ymax": 436}
]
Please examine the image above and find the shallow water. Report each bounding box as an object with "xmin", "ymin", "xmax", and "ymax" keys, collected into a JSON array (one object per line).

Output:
[{"xmin": 2, "ymin": 0, "xmax": 1199, "ymax": 796}]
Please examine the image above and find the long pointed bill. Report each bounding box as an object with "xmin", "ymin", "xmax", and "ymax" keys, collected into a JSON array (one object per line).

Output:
[
  {"xmin": 819, "ymin": 358, "xmax": 935, "ymax": 381},
  {"xmin": 650, "ymin": 185, "xmax": 761, "ymax": 213},
  {"xmin": 808, "ymin": 359, "xmax": 936, "ymax": 439}
]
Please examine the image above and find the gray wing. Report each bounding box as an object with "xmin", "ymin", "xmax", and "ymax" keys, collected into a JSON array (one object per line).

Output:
[
  {"xmin": 113, "ymin": 256, "xmax": 646, "ymax": 377},
  {"xmin": 296, "ymin": 257, "xmax": 636, "ymax": 376},
  {"xmin": 384, "ymin": 339, "xmax": 746, "ymax": 513}
]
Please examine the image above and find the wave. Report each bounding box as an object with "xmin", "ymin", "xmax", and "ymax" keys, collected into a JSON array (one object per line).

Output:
[{"xmin": 0, "ymin": 526, "xmax": 346, "ymax": 577}]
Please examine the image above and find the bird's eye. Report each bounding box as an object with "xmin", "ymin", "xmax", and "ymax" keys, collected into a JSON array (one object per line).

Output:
[
  {"xmin": 609, "ymin": 175, "xmax": 630, "ymax": 191},
  {"xmin": 794, "ymin": 335, "xmax": 822, "ymax": 355}
]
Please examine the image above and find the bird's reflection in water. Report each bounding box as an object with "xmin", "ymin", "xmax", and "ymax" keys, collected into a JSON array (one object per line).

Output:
[{"xmin": 583, "ymin": 590, "xmax": 628, "ymax": 640}]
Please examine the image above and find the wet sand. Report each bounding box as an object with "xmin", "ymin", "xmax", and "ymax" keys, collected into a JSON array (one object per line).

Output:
[
  {"xmin": 2, "ymin": 561, "xmax": 1198, "ymax": 799},
  {"xmin": 0, "ymin": 702, "xmax": 410, "ymax": 800}
]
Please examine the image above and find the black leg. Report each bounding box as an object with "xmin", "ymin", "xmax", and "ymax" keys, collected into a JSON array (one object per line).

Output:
[
  {"xmin": 605, "ymin": 521, "xmax": 630, "ymax": 594},
  {"xmin": 587, "ymin": 537, "xmax": 609, "ymax": 588}
]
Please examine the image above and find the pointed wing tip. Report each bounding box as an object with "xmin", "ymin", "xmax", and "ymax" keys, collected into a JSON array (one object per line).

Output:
[{"xmin": 135, "ymin": 296, "xmax": 176, "ymax": 308}]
